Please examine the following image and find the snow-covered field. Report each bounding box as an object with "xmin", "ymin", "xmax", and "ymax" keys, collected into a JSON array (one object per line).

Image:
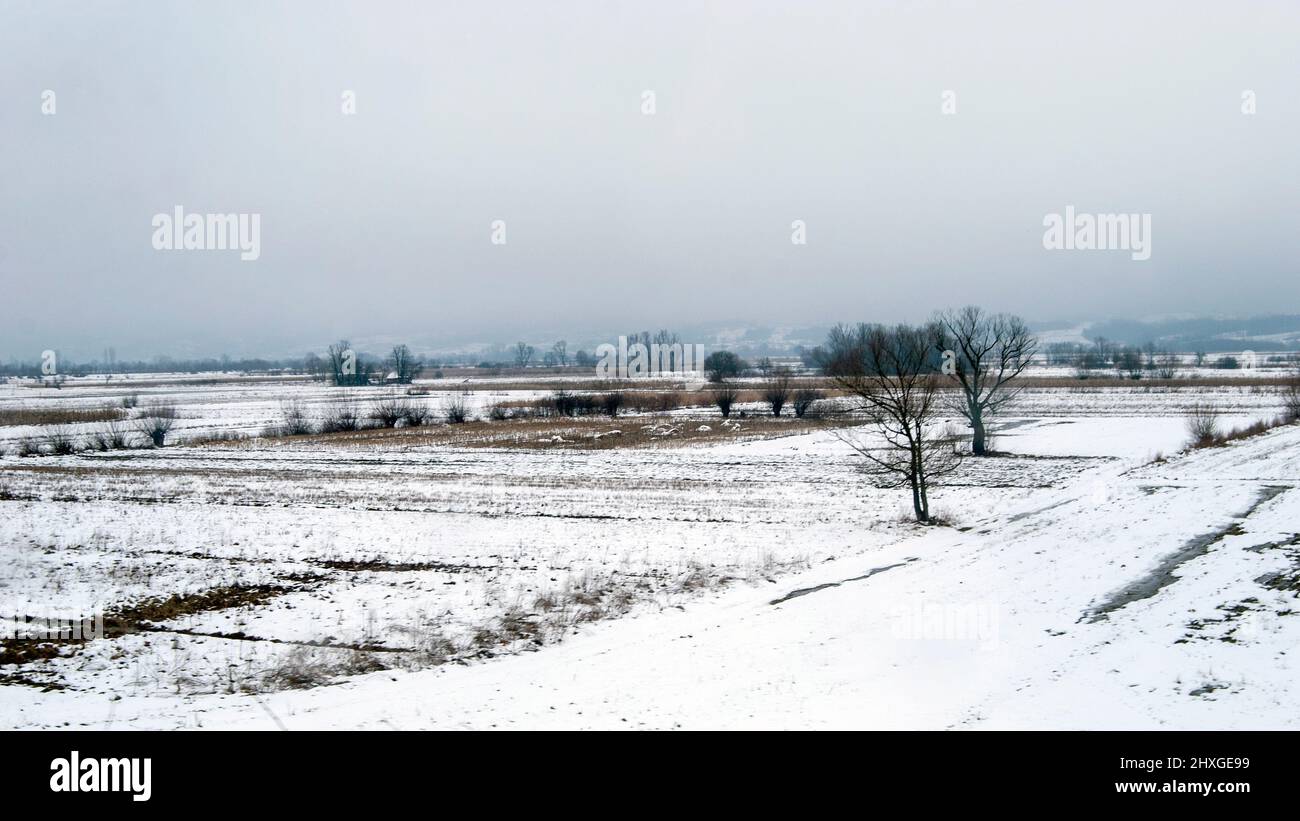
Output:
[{"xmin": 0, "ymin": 374, "xmax": 1296, "ymax": 729}]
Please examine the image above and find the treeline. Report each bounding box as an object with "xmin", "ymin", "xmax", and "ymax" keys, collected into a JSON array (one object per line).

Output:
[{"xmin": 0, "ymin": 356, "xmax": 298, "ymax": 378}]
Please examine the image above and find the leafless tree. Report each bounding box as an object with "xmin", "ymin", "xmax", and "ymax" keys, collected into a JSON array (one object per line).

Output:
[
  {"xmin": 387, "ymin": 344, "xmax": 422, "ymax": 384},
  {"xmin": 135, "ymin": 402, "xmax": 178, "ymax": 447},
  {"xmin": 762, "ymin": 366, "xmax": 793, "ymax": 416},
  {"xmin": 442, "ymin": 396, "xmax": 470, "ymax": 424},
  {"xmin": 514, "ymin": 342, "xmax": 535, "ymax": 369},
  {"xmin": 931, "ymin": 306, "xmax": 1037, "ymax": 456},
  {"xmin": 91, "ymin": 420, "xmax": 130, "ymax": 451},
  {"xmin": 1186, "ymin": 402, "xmax": 1221, "ymax": 446},
  {"xmin": 278, "ymin": 400, "xmax": 315, "ymax": 436},
  {"xmin": 1283, "ymin": 370, "xmax": 1300, "ymax": 422},
  {"xmin": 600, "ymin": 392, "xmax": 624, "ymax": 417},
  {"xmin": 824, "ymin": 323, "xmax": 960, "ymax": 523},
  {"xmin": 712, "ymin": 384, "xmax": 739, "ymax": 417},
  {"xmin": 369, "ymin": 396, "xmax": 410, "ymax": 428},
  {"xmin": 43, "ymin": 425, "xmax": 78, "ymax": 455},
  {"xmin": 792, "ymin": 388, "xmax": 821, "ymax": 418},
  {"xmin": 327, "ymin": 340, "xmax": 370, "ymax": 387},
  {"xmin": 320, "ymin": 397, "xmax": 363, "ymax": 432},
  {"xmin": 550, "ymin": 340, "xmax": 567, "ymax": 367},
  {"xmin": 403, "ymin": 402, "xmax": 431, "ymax": 427}
]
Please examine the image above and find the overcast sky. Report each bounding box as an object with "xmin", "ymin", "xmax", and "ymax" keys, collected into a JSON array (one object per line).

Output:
[{"xmin": 2, "ymin": 1, "xmax": 1297, "ymax": 358}]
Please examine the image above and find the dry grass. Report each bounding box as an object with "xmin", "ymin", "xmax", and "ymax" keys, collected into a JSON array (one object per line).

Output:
[
  {"xmin": 233, "ymin": 413, "xmax": 847, "ymax": 451},
  {"xmin": 0, "ymin": 407, "xmax": 128, "ymax": 427}
]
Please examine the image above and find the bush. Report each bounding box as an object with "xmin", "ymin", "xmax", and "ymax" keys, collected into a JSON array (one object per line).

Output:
[
  {"xmin": 43, "ymin": 426, "xmax": 78, "ymax": 455},
  {"xmin": 551, "ymin": 391, "xmax": 577, "ymax": 417},
  {"xmin": 403, "ymin": 402, "xmax": 431, "ymax": 427},
  {"xmin": 762, "ymin": 368, "xmax": 793, "ymax": 416},
  {"xmin": 369, "ymin": 397, "xmax": 410, "ymax": 428},
  {"xmin": 704, "ymin": 351, "xmax": 746, "ymax": 383},
  {"xmin": 443, "ymin": 396, "xmax": 470, "ymax": 424},
  {"xmin": 90, "ymin": 421, "xmax": 130, "ymax": 451},
  {"xmin": 15, "ymin": 437, "xmax": 38, "ymax": 457},
  {"xmin": 135, "ymin": 401, "xmax": 178, "ymax": 447},
  {"xmin": 1283, "ymin": 375, "xmax": 1300, "ymax": 423},
  {"xmin": 1186, "ymin": 402, "xmax": 1220, "ymax": 447},
  {"xmin": 278, "ymin": 400, "xmax": 315, "ymax": 436},
  {"xmin": 487, "ymin": 403, "xmax": 509, "ymax": 421},
  {"xmin": 600, "ymin": 392, "xmax": 624, "ymax": 418},
  {"xmin": 712, "ymin": 384, "xmax": 739, "ymax": 417},
  {"xmin": 320, "ymin": 399, "xmax": 362, "ymax": 433},
  {"xmin": 792, "ymin": 388, "xmax": 822, "ymax": 418}
]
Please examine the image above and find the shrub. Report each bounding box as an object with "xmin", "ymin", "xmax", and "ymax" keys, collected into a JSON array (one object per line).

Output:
[
  {"xmin": 762, "ymin": 368, "xmax": 793, "ymax": 416},
  {"xmin": 792, "ymin": 388, "xmax": 822, "ymax": 418},
  {"xmin": 712, "ymin": 384, "xmax": 739, "ymax": 417},
  {"xmin": 551, "ymin": 391, "xmax": 577, "ymax": 417},
  {"xmin": 43, "ymin": 426, "xmax": 78, "ymax": 455},
  {"xmin": 600, "ymin": 392, "xmax": 624, "ymax": 418},
  {"xmin": 369, "ymin": 397, "xmax": 410, "ymax": 428},
  {"xmin": 278, "ymin": 400, "xmax": 315, "ymax": 436},
  {"xmin": 135, "ymin": 402, "xmax": 178, "ymax": 447},
  {"xmin": 1186, "ymin": 402, "xmax": 1220, "ymax": 447},
  {"xmin": 403, "ymin": 402, "xmax": 431, "ymax": 427},
  {"xmin": 90, "ymin": 421, "xmax": 130, "ymax": 451},
  {"xmin": 1283, "ymin": 375, "xmax": 1300, "ymax": 422},
  {"xmin": 487, "ymin": 403, "xmax": 509, "ymax": 421},
  {"xmin": 443, "ymin": 396, "xmax": 470, "ymax": 424},
  {"xmin": 320, "ymin": 399, "xmax": 362, "ymax": 433}
]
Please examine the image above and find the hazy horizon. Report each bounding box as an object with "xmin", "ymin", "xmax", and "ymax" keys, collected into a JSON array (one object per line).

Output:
[{"xmin": 4, "ymin": 1, "xmax": 1298, "ymax": 360}]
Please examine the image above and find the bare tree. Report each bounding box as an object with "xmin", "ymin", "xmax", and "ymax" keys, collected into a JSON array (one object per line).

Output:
[
  {"xmin": 792, "ymin": 388, "xmax": 821, "ymax": 418},
  {"xmin": 135, "ymin": 402, "xmax": 178, "ymax": 447},
  {"xmin": 442, "ymin": 396, "xmax": 470, "ymax": 424},
  {"xmin": 1283, "ymin": 370, "xmax": 1300, "ymax": 422},
  {"xmin": 369, "ymin": 396, "xmax": 410, "ymax": 428},
  {"xmin": 387, "ymin": 344, "xmax": 422, "ymax": 384},
  {"xmin": 931, "ymin": 306, "xmax": 1037, "ymax": 456},
  {"xmin": 550, "ymin": 340, "xmax": 567, "ymax": 368},
  {"xmin": 320, "ymin": 397, "xmax": 363, "ymax": 432},
  {"xmin": 43, "ymin": 426, "xmax": 78, "ymax": 455},
  {"xmin": 514, "ymin": 342, "xmax": 535, "ymax": 369},
  {"xmin": 824, "ymin": 323, "xmax": 959, "ymax": 523},
  {"xmin": 278, "ymin": 400, "xmax": 315, "ymax": 436},
  {"xmin": 1186, "ymin": 402, "xmax": 1221, "ymax": 446},
  {"xmin": 327, "ymin": 340, "xmax": 370, "ymax": 387},
  {"xmin": 712, "ymin": 383, "xmax": 739, "ymax": 417},
  {"xmin": 91, "ymin": 420, "xmax": 130, "ymax": 451},
  {"xmin": 600, "ymin": 392, "xmax": 624, "ymax": 417},
  {"xmin": 762, "ymin": 366, "xmax": 793, "ymax": 416}
]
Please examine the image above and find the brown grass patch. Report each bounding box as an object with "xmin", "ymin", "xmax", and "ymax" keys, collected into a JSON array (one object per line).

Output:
[
  {"xmin": 0, "ymin": 407, "xmax": 128, "ymax": 427},
  {"xmin": 247, "ymin": 414, "xmax": 847, "ymax": 451}
]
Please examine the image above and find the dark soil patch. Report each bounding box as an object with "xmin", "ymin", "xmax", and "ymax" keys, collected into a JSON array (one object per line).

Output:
[
  {"xmin": 102, "ymin": 584, "xmax": 293, "ymax": 637},
  {"xmin": 313, "ymin": 558, "xmax": 485, "ymax": 573}
]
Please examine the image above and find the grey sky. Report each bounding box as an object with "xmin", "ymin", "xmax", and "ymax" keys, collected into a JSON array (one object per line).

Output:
[{"xmin": 2, "ymin": 1, "xmax": 1298, "ymax": 359}]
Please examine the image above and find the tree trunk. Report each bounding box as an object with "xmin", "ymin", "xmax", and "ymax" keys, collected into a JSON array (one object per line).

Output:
[{"xmin": 971, "ymin": 410, "xmax": 986, "ymax": 456}]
